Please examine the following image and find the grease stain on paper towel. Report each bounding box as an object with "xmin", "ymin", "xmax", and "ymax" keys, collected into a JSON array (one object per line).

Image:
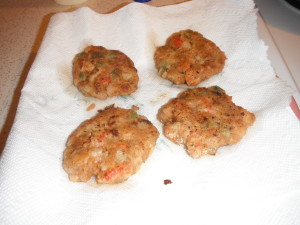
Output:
[
  {"xmin": 147, "ymin": 31, "xmax": 160, "ymax": 50},
  {"xmin": 150, "ymin": 92, "xmax": 170, "ymax": 104},
  {"xmin": 57, "ymin": 62, "xmax": 93, "ymax": 106}
]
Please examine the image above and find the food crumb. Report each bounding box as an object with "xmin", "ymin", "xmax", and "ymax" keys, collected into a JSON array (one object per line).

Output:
[
  {"xmin": 164, "ymin": 179, "xmax": 172, "ymax": 185},
  {"xmin": 131, "ymin": 105, "xmax": 139, "ymax": 111},
  {"xmin": 86, "ymin": 103, "xmax": 96, "ymax": 111}
]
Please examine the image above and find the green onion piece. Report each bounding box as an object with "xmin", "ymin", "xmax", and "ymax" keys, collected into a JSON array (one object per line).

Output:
[
  {"xmin": 128, "ymin": 112, "xmax": 138, "ymax": 119},
  {"xmin": 111, "ymin": 68, "xmax": 121, "ymax": 77},
  {"xmin": 92, "ymin": 51, "xmax": 105, "ymax": 58},
  {"xmin": 183, "ymin": 29, "xmax": 193, "ymax": 38},
  {"xmin": 211, "ymin": 86, "xmax": 225, "ymax": 96},
  {"xmin": 160, "ymin": 60, "xmax": 169, "ymax": 69},
  {"xmin": 108, "ymin": 51, "xmax": 118, "ymax": 59},
  {"xmin": 79, "ymin": 72, "xmax": 87, "ymax": 81},
  {"xmin": 79, "ymin": 52, "xmax": 87, "ymax": 57}
]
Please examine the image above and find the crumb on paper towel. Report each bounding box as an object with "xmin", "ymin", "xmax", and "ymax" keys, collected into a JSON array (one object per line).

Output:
[
  {"xmin": 131, "ymin": 105, "xmax": 139, "ymax": 111},
  {"xmin": 86, "ymin": 103, "xmax": 96, "ymax": 111},
  {"xmin": 164, "ymin": 179, "xmax": 172, "ymax": 185}
]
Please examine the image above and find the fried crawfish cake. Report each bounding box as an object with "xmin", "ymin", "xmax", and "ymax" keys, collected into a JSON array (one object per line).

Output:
[
  {"xmin": 63, "ymin": 105, "xmax": 159, "ymax": 184},
  {"xmin": 157, "ymin": 86, "xmax": 255, "ymax": 158},
  {"xmin": 72, "ymin": 46, "xmax": 139, "ymax": 100},
  {"xmin": 154, "ymin": 29, "xmax": 226, "ymax": 86}
]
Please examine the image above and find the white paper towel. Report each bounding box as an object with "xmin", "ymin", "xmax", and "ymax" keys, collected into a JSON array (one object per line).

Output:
[{"xmin": 1, "ymin": 1, "xmax": 300, "ymax": 225}]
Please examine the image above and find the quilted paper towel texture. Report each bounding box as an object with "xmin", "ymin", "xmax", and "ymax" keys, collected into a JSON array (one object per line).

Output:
[{"xmin": 1, "ymin": 1, "xmax": 300, "ymax": 225}]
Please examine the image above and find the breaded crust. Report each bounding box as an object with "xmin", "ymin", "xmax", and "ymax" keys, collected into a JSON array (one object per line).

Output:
[
  {"xmin": 157, "ymin": 86, "xmax": 255, "ymax": 158},
  {"xmin": 63, "ymin": 105, "xmax": 159, "ymax": 184},
  {"xmin": 154, "ymin": 30, "xmax": 226, "ymax": 86},
  {"xmin": 73, "ymin": 46, "xmax": 139, "ymax": 100}
]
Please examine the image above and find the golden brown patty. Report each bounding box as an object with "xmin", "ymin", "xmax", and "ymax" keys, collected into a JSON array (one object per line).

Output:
[
  {"xmin": 73, "ymin": 46, "xmax": 139, "ymax": 100},
  {"xmin": 154, "ymin": 30, "xmax": 226, "ymax": 86},
  {"xmin": 157, "ymin": 86, "xmax": 255, "ymax": 158},
  {"xmin": 63, "ymin": 105, "xmax": 159, "ymax": 184}
]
